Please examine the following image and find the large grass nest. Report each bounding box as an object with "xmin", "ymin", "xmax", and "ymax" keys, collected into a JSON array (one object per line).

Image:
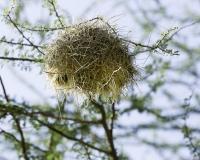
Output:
[{"xmin": 43, "ymin": 17, "xmax": 141, "ymax": 102}]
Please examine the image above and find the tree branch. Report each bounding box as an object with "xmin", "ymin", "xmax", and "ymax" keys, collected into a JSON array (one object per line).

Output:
[
  {"xmin": 48, "ymin": 0, "xmax": 64, "ymax": 27},
  {"xmin": 164, "ymin": 21, "xmax": 200, "ymax": 44},
  {"xmin": 0, "ymin": 56, "xmax": 41, "ymax": 62},
  {"xmin": 11, "ymin": 17, "xmax": 102, "ymax": 32},
  {"xmin": 110, "ymin": 103, "xmax": 115, "ymax": 136},
  {"xmin": 0, "ymin": 39, "xmax": 42, "ymax": 48},
  {"xmin": 0, "ymin": 76, "xmax": 9, "ymax": 102},
  {"xmin": 91, "ymin": 100, "xmax": 118, "ymax": 160},
  {"xmin": 35, "ymin": 118, "xmax": 111, "ymax": 155},
  {"xmin": 183, "ymin": 90, "xmax": 199, "ymax": 154},
  {"xmin": 0, "ymin": 129, "xmax": 46, "ymax": 153},
  {"xmin": 5, "ymin": 15, "xmax": 45, "ymax": 55},
  {"xmin": 0, "ymin": 76, "xmax": 29, "ymax": 160},
  {"xmin": 0, "ymin": 105, "xmax": 101, "ymax": 125},
  {"xmin": 13, "ymin": 118, "xmax": 29, "ymax": 160}
]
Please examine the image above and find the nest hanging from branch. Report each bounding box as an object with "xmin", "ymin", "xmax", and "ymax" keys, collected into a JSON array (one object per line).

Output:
[{"xmin": 42, "ymin": 17, "xmax": 141, "ymax": 102}]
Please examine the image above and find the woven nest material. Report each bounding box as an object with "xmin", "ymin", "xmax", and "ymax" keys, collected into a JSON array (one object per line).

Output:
[{"xmin": 43, "ymin": 17, "xmax": 140, "ymax": 102}]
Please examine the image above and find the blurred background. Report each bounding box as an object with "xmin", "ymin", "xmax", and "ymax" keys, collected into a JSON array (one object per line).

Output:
[{"xmin": 0, "ymin": 0, "xmax": 200, "ymax": 160}]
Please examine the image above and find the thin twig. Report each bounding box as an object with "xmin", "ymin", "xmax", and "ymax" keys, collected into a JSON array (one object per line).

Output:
[
  {"xmin": 0, "ymin": 76, "xmax": 29, "ymax": 160},
  {"xmin": 0, "ymin": 129, "xmax": 47, "ymax": 153},
  {"xmin": 5, "ymin": 15, "xmax": 45, "ymax": 55},
  {"xmin": 123, "ymin": 38, "xmax": 179, "ymax": 56},
  {"xmin": 14, "ymin": 118, "xmax": 29, "ymax": 160},
  {"xmin": 48, "ymin": 0, "xmax": 64, "ymax": 27},
  {"xmin": 164, "ymin": 21, "xmax": 200, "ymax": 44},
  {"xmin": 14, "ymin": 25, "xmax": 68, "ymax": 32},
  {"xmin": 135, "ymin": 21, "xmax": 200, "ymax": 55},
  {"xmin": 36, "ymin": 118, "xmax": 111, "ymax": 154},
  {"xmin": 0, "ymin": 39, "xmax": 43, "ymax": 48},
  {"xmin": 110, "ymin": 103, "xmax": 115, "ymax": 136},
  {"xmin": 0, "ymin": 56, "xmax": 41, "ymax": 62},
  {"xmin": 0, "ymin": 76, "xmax": 9, "ymax": 102},
  {"xmin": 11, "ymin": 17, "xmax": 101, "ymax": 32},
  {"xmin": 183, "ymin": 90, "xmax": 199, "ymax": 154},
  {"xmin": 0, "ymin": 107, "xmax": 101, "ymax": 124}
]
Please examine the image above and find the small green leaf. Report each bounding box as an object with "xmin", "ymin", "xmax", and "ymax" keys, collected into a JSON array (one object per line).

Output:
[{"xmin": 4, "ymin": 49, "xmax": 9, "ymax": 56}]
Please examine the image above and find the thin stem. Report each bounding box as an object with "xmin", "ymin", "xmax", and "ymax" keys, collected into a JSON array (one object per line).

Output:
[
  {"xmin": 0, "ymin": 56, "xmax": 41, "ymax": 62},
  {"xmin": 0, "ymin": 39, "xmax": 42, "ymax": 48},
  {"xmin": 48, "ymin": 0, "xmax": 64, "ymax": 27},
  {"xmin": 0, "ymin": 106, "xmax": 101, "ymax": 124},
  {"xmin": 0, "ymin": 76, "xmax": 9, "ymax": 102},
  {"xmin": 164, "ymin": 21, "xmax": 200, "ymax": 44},
  {"xmin": 14, "ymin": 117, "xmax": 29, "ymax": 160},
  {"xmin": 0, "ymin": 75, "xmax": 29, "ymax": 160},
  {"xmin": 110, "ymin": 103, "xmax": 115, "ymax": 136},
  {"xmin": 36, "ymin": 118, "xmax": 111, "ymax": 155},
  {"xmin": 11, "ymin": 16, "xmax": 101, "ymax": 32},
  {"xmin": 123, "ymin": 39, "xmax": 179, "ymax": 56},
  {"xmin": 5, "ymin": 15, "xmax": 44, "ymax": 55},
  {"xmin": 0, "ymin": 129, "xmax": 46, "ymax": 153}
]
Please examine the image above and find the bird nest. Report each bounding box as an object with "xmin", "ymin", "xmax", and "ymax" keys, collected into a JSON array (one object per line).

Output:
[{"xmin": 42, "ymin": 17, "xmax": 140, "ymax": 102}]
